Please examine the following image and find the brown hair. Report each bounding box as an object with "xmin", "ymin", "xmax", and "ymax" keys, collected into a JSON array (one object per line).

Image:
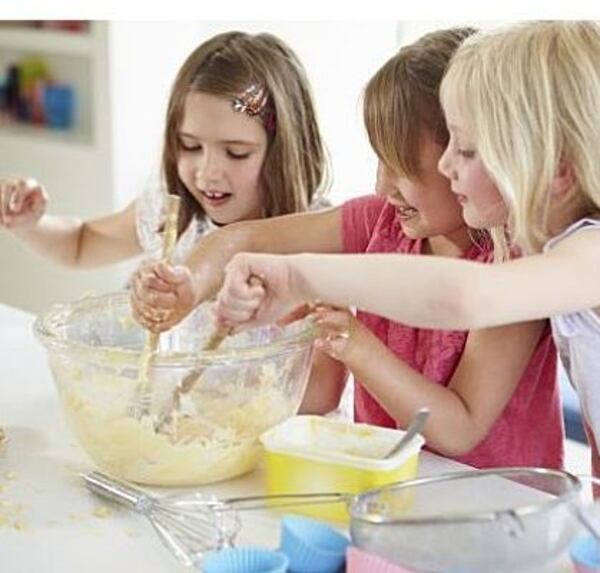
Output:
[
  {"xmin": 162, "ymin": 31, "xmax": 330, "ymax": 236},
  {"xmin": 363, "ymin": 27, "xmax": 476, "ymax": 179}
]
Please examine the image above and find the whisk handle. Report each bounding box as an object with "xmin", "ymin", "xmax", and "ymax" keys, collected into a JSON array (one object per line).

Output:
[
  {"xmin": 224, "ymin": 491, "xmax": 349, "ymax": 510},
  {"xmin": 82, "ymin": 471, "xmax": 152, "ymax": 512}
]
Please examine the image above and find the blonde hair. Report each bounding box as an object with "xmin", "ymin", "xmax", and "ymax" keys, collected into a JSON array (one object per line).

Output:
[
  {"xmin": 441, "ymin": 21, "xmax": 600, "ymax": 254},
  {"xmin": 162, "ymin": 31, "xmax": 330, "ymax": 236},
  {"xmin": 364, "ymin": 27, "xmax": 476, "ymax": 179}
]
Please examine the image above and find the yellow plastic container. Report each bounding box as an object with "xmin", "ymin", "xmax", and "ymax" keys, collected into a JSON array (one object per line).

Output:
[{"xmin": 259, "ymin": 415, "xmax": 424, "ymax": 522}]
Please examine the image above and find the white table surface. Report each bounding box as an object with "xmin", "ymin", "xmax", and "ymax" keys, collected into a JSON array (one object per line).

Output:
[{"xmin": 0, "ymin": 303, "xmax": 575, "ymax": 572}]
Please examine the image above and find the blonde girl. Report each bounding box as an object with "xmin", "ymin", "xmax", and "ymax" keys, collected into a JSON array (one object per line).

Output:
[{"xmin": 0, "ymin": 31, "xmax": 329, "ymax": 271}]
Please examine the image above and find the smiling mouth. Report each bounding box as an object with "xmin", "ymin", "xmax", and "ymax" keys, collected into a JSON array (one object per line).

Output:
[
  {"xmin": 395, "ymin": 205, "xmax": 419, "ymax": 220},
  {"xmin": 202, "ymin": 190, "xmax": 231, "ymax": 200}
]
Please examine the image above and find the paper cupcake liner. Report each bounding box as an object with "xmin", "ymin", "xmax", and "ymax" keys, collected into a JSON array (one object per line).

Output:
[
  {"xmin": 570, "ymin": 534, "xmax": 600, "ymax": 573},
  {"xmin": 201, "ymin": 546, "xmax": 289, "ymax": 573},
  {"xmin": 279, "ymin": 514, "xmax": 349, "ymax": 572},
  {"xmin": 346, "ymin": 546, "xmax": 419, "ymax": 573}
]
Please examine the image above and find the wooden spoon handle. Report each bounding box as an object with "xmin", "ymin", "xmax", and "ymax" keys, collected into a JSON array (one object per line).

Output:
[{"xmin": 161, "ymin": 194, "xmax": 180, "ymax": 261}]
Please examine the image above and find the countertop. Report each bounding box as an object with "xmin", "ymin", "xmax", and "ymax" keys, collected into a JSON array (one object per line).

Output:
[{"xmin": 0, "ymin": 303, "xmax": 576, "ymax": 572}]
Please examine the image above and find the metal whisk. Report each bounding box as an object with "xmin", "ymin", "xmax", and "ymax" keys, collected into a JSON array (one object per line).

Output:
[
  {"xmin": 82, "ymin": 471, "xmax": 352, "ymax": 565},
  {"xmin": 82, "ymin": 471, "xmax": 241, "ymax": 567}
]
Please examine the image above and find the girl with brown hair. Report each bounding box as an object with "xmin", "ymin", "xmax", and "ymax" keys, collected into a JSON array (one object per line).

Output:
[{"xmin": 0, "ymin": 31, "xmax": 329, "ymax": 266}]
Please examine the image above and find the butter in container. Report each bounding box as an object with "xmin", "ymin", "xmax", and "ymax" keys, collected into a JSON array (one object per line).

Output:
[{"xmin": 259, "ymin": 415, "xmax": 425, "ymax": 521}]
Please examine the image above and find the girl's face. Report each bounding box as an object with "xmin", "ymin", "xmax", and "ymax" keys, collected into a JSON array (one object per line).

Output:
[
  {"xmin": 438, "ymin": 100, "xmax": 509, "ymax": 229},
  {"xmin": 375, "ymin": 133, "xmax": 467, "ymax": 241},
  {"xmin": 177, "ymin": 92, "xmax": 268, "ymax": 225}
]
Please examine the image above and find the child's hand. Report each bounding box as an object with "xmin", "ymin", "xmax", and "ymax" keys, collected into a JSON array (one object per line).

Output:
[
  {"xmin": 0, "ymin": 177, "xmax": 47, "ymax": 229},
  {"xmin": 214, "ymin": 253, "xmax": 300, "ymax": 329},
  {"xmin": 311, "ymin": 306, "xmax": 369, "ymax": 364},
  {"xmin": 131, "ymin": 260, "xmax": 196, "ymax": 332}
]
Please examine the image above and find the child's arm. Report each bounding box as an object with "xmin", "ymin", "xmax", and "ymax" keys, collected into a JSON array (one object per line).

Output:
[
  {"xmin": 131, "ymin": 207, "xmax": 343, "ymax": 331},
  {"xmin": 0, "ymin": 177, "xmax": 141, "ymax": 267},
  {"xmin": 298, "ymin": 350, "xmax": 348, "ymax": 415},
  {"xmin": 268, "ymin": 303, "xmax": 348, "ymax": 416},
  {"xmin": 313, "ymin": 306, "xmax": 546, "ymax": 455},
  {"xmin": 216, "ymin": 229, "xmax": 600, "ymax": 331}
]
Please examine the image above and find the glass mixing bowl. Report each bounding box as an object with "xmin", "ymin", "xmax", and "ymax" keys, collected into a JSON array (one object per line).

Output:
[{"xmin": 34, "ymin": 291, "xmax": 315, "ymax": 486}]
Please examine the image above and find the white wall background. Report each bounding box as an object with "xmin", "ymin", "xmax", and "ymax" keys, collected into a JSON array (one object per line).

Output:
[{"xmin": 397, "ymin": 20, "xmax": 506, "ymax": 45}]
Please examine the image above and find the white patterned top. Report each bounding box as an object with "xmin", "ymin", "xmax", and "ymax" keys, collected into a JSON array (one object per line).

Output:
[
  {"xmin": 135, "ymin": 180, "xmax": 331, "ymax": 264},
  {"xmin": 544, "ymin": 218, "xmax": 600, "ymax": 445}
]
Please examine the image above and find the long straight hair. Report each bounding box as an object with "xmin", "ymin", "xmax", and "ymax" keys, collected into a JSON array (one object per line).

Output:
[
  {"xmin": 442, "ymin": 21, "xmax": 600, "ymax": 254},
  {"xmin": 162, "ymin": 31, "xmax": 330, "ymax": 236}
]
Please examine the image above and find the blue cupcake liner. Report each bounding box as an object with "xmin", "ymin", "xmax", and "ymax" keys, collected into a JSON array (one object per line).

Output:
[
  {"xmin": 201, "ymin": 546, "xmax": 289, "ymax": 573},
  {"xmin": 279, "ymin": 514, "xmax": 350, "ymax": 573},
  {"xmin": 570, "ymin": 534, "xmax": 600, "ymax": 572}
]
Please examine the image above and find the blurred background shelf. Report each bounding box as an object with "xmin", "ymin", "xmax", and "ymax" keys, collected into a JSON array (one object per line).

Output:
[
  {"xmin": 0, "ymin": 27, "xmax": 93, "ymax": 56},
  {"xmin": 0, "ymin": 22, "xmax": 100, "ymax": 147},
  {"xmin": 0, "ymin": 122, "xmax": 93, "ymax": 148},
  {"xmin": 0, "ymin": 21, "xmax": 117, "ymax": 312}
]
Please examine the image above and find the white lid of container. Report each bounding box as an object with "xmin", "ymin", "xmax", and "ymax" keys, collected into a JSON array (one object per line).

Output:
[{"xmin": 260, "ymin": 415, "xmax": 425, "ymax": 471}]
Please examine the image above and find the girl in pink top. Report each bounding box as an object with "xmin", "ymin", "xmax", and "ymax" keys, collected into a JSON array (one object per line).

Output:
[
  {"xmin": 131, "ymin": 27, "xmax": 563, "ymax": 469},
  {"xmin": 341, "ymin": 193, "xmax": 560, "ymax": 468}
]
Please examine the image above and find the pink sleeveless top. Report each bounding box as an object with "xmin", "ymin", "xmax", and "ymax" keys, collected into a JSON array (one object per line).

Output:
[{"xmin": 342, "ymin": 195, "xmax": 564, "ymax": 469}]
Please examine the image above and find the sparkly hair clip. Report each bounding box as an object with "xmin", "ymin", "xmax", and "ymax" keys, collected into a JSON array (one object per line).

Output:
[
  {"xmin": 232, "ymin": 84, "xmax": 276, "ymax": 135},
  {"xmin": 232, "ymin": 84, "xmax": 268, "ymax": 116}
]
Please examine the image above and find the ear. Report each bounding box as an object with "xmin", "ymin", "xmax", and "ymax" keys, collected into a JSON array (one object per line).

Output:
[{"xmin": 549, "ymin": 158, "xmax": 575, "ymax": 197}]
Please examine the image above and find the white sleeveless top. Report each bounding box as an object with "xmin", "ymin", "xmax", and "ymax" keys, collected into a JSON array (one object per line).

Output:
[
  {"xmin": 544, "ymin": 218, "xmax": 600, "ymax": 443},
  {"xmin": 135, "ymin": 179, "xmax": 331, "ymax": 264}
]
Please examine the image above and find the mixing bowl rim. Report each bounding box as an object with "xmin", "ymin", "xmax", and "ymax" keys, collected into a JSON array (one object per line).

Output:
[
  {"xmin": 349, "ymin": 466, "xmax": 583, "ymax": 526},
  {"xmin": 33, "ymin": 291, "xmax": 315, "ymax": 366}
]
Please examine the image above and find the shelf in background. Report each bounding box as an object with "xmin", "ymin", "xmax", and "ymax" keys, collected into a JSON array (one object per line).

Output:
[
  {"xmin": 0, "ymin": 122, "xmax": 93, "ymax": 149},
  {"xmin": 0, "ymin": 27, "xmax": 93, "ymax": 56}
]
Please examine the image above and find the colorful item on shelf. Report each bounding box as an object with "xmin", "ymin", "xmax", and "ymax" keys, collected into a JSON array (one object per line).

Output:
[
  {"xmin": 0, "ymin": 55, "xmax": 75, "ymax": 130},
  {"xmin": 19, "ymin": 57, "xmax": 49, "ymax": 124},
  {"xmin": 43, "ymin": 84, "xmax": 74, "ymax": 129},
  {"xmin": 4, "ymin": 65, "xmax": 20, "ymax": 117},
  {"xmin": 0, "ymin": 21, "xmax": 89, "ymax": 33},
  {"xmin": 37, "ymin": 21, "xmax": 90, "ymax": 33}
]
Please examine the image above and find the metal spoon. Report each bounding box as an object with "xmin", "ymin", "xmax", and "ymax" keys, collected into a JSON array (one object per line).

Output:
[{"xmin": 384, "ymin": 407, "xmax": 430, "ymax": 459}]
